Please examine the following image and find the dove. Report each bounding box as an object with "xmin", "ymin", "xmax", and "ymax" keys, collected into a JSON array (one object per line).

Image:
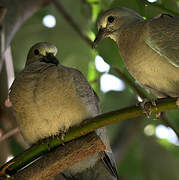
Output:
[
  {"xmin": 9, "ymin": 42, "xmax": 118, "ymax": 180},
  {"xmin": 93, "ymin": 7, "xmax": 179, "ymax": 98}
]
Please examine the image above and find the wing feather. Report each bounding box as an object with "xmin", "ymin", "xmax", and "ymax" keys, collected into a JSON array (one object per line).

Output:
[{"xmin": 146, "ymin": 14, "xmax": 179, "ymax": 67}]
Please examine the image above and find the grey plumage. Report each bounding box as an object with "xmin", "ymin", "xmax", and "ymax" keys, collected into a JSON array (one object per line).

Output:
[{"xmin": 9, "ymin": 42, "xmax": 118, "ymax": 180}]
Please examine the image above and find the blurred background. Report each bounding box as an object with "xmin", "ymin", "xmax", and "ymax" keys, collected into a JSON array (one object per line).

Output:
[{"xmin": 0, "ymin": 0, "xmax": 179, "ymax": 179}]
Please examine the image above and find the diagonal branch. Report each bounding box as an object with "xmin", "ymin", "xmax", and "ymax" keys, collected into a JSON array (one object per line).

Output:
[
  {"xmin": 111, "ymin": 66, "xmax": 179, "ymax": 139},
  {"xmin": 140, "ymin": 0, "xmax": 179, "ymax": 16},
  {"xmin": 0, "ymin": 127, "xmax": 19, "ymax": 143},
  {"xmin": 0, "ymin": 0, "xmax": 53, "ymax": 73},
  {"xmin": 160, "ymin": 112, "xmax": 179, "ymax": 138},
  {"xmin": 0, "ymin": 97, "xmax": 178, "ymax": 176},
  {"xmin": 111, "ymin": 67, "xmax": 149, "ymax": 100},
  {"xmin": 13, "ymin": 132, "xmax": 105, "ymax": 180},
  {"xmin": 53, "ymin": 0, "xmax": 93, "ymax": 47}
]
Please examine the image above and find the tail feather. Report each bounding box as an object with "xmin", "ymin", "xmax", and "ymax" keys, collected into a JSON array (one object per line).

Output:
[
  {"xmin": 101, "ymin": 151, "xmax": 119, "ymax": 180},
  {"xmin": 63, "ymin": 159, "xmax": 118, "ymax": 180}
]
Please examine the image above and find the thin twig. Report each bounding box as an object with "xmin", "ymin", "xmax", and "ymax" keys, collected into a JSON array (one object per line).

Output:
[
  {"xmin": 0, "ymin": 7, "xmax": 7, "ymax": 24},
  {"xmin": 0, "ymin": 0, "xmax": 53, "ymax": 73},
  {"xmin": 111, "ymin": 66, "xmax": 179, "ymax": 137},
  {"xmin": 160, "ymin": 112, "xmax": 179, "ymax": 139},
  {"xmin": 53, "ymin": 0, "xmax": 148, "ymax": 101},
  {"xmin": 0, "ymin": 127, "xmax": 19, "ymax": 142},
  {"xmin": 5, "ymin": 46, "xmax": 15, "ymax": 88},
  {"xmin": 0, "ymin": 7, "xmax": 7, "ymax": 73},
  {"xmin": 141, "ymin": 0, "xmax": 179, "ymax": 16},
  {"xmin": 111, "ymin": 66, "xmax": 149, "ymax": 100},
  {"xmin": 53, "ymin": 0, "xmax": 93, "ymax": 47}
]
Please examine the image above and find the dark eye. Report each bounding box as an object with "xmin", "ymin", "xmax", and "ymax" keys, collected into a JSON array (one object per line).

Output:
[
  {"xmin": 107, "ymin": 16, "xmax": 114, "ymax": 23},
  {"xmin": 34, "ymin": 49, "xmax": 39, "ymax": 55}
]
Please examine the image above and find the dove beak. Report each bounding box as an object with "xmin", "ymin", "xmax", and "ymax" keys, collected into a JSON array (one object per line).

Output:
[
  {"xmin": 92, "ymin": 28, "xmax": 110, "ymax": 48},
  {"xmin": 40, "ymin": 53, "xmax": 59, "ymax": 66},
  {"xmin": 47, "ymin": 53, "xmax": 59, "ymax": 66}
]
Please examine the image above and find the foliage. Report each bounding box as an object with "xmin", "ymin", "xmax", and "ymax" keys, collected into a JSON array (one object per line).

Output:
[{"xmin": 0, "ymin": 0, "xmax": 179, "ymax": 179}]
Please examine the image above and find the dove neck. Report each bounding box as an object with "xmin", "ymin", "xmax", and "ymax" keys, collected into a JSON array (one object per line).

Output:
[
  {"xmin": 109, "ymin": 16, "xmax": 143, "ymax": 42},
  {"xmin": 24, "ymin": 60, "xmax": 60, "ymax": 73}
]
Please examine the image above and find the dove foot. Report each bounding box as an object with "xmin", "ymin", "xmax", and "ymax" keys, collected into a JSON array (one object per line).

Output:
[
  {"xmin": 137, "ymin": 98, "xmax": 159, "ymax": 118},
  {"xmin": 36, "ymin": 137, "xmax": 52, "ymax": 151},
  {"xmin": 58, "ymin": 128, "xmax": 67, "ymax": 145}
]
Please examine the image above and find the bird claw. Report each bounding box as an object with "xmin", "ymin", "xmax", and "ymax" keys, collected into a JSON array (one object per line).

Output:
[
  {"xmin": 59, "ymin": 129, "xmax": 67, "ymax": 145},
  {"xmin": 36, "ymin": 128, "xmax": 67, "ymax": 150},
  {"xmin": 137, "ymin": 99, "xmax": 151, "ymax": 118},
  {"xmin": 52, "ymin": 129, "xmax": 67, "ymax": 146},
  {"xmin": 37, "ymin": 137, "xmax": 52, "ymax": 151},
  {"xmin": 154, "ymin": 112, "xmax": 161, "ymax": 120},
  {"xmin": 137, "ymin": 98, "xmax": 158, "ymax": 119}
]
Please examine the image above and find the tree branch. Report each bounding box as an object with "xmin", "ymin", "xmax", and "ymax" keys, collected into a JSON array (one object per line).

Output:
[
  {"xmin": 52, "ymin": 0, "xmax": 93, "ymax": 47},
  {"xmin": 1, "ymin": 1, "xmax": 178, "ymax": 178},
  {"xmin": 160, "ymin": 112, "xmax": 179, "ymax": 138},
  {"xmin": 0, "ymin": 127, "xmax": 19, "ymax": 142},
  {"xmin": 13, "ymin": 132, "xmax": 105, "ymax": 180},
  {"xmin": 0, "ymin": 7, "xmax": 7, "ymax": 23},
  {"xmin": 140, "ymin": 0, "xmax": 179, "ymax": 16},
  {"xmin": 0, "ymin": 97, "xmax": 178, "ymax": 176},
  {"xmin": 111, "ymin": 67, "xmax": 149, "ymax": 100},
  {"xmin": 111, "ymin": 66, "xmax": 179, "ymax": 138},
  {"xmin": 0, "ymin": 7, "xmax": 7, "ymax": 60},
  {"xmin": 0, "ymin": 0, "xmax": 53, "ymax": 72}
]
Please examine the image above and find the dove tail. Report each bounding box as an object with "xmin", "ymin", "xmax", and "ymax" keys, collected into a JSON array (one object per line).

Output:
[{"xmin": 62, "ymin": 159, "xmax": 119, "ymax": 180}]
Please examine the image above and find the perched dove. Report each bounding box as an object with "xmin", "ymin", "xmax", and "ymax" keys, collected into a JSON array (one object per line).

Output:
[
  {"xmin": 9, "ymin": 42, "xmax": 118, "ymax": 180},
  {"xmin": 93, "ymin": 7, "xmax": 179, "ymax": 98}
]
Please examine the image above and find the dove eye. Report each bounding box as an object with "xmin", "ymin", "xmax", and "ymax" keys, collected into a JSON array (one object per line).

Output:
[
  {"xmin": 34, "ymin": 49, "xmax": 40, "ymax": 55},
  {"xmin": 107, "ymin": 16, "xmax": 114, "ymax": 23}
]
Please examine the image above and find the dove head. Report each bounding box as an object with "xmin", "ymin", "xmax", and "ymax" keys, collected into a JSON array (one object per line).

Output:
[
  {"xmin": 93, "ymin": 7, "xmax": 143, "ymax": 48},
  {"xmin": 26, "ymin": 42, "xmax": 58, "ymax": 66}
]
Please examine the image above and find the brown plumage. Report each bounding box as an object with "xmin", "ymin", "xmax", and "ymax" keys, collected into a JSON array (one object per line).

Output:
[
  {"xmin": 93, "ymin": 7, "xmax": 179, "ymax": 98},
  {"xmin": 9, "ymin": 42, "xmax": 118, "ymax": 180}
]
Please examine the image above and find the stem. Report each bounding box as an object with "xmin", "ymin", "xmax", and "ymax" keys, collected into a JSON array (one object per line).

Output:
[
  {"xmin": 1, "ymin": 97, "xmax": 178, "ymax": 175},
  {"xmin": 160, "ymin": 112, "xmax": 179, "ymax": 139},
  {"xmin": 111, "ymin": 67, "xmax": 149, "ymax": 100},
  {"xmin": 0, "ymin": 127, "xmax": 19, "ymax": 142},
  {"xmin": 53, "ymin": 0, "xmax": 93, "ymax": 47},
  {"xmin": 141, "ymin": 0, "xmax": 179, "ymax": 16}
]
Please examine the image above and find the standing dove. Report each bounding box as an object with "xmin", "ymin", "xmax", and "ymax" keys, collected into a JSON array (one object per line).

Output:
[
  {"xmin": 9, "ymin": 42, "xmax": 118, "ymax": 180},
  {"xmin": 93, "ymin": 7, "xmax": 179, "ymax": 98}
]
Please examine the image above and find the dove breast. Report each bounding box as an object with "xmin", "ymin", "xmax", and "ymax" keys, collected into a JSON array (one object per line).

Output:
[{"xmin": 10, "ymin": 62, "xmax": 96, "ymax": 143}]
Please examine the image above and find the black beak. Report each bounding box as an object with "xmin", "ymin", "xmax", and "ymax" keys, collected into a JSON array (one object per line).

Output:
[
  {"xmin": 40, "ymin": 53, "xmax": 59, "ymax": 66},
  {"xmin": 92, "ymin": 28, "xmax": 109, "ymax": 49}
]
